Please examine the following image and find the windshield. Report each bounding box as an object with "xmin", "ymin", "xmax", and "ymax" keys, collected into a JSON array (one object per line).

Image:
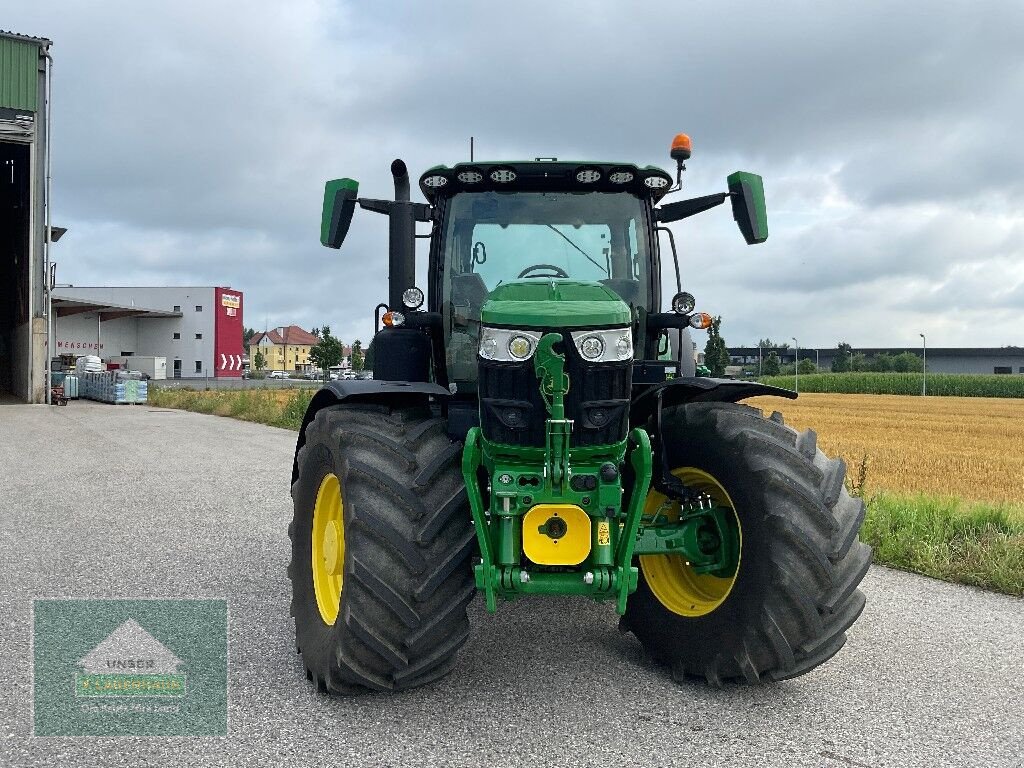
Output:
[{"xmin": 440, "ymin": 191, "xmax": 652, "ymax": 381}]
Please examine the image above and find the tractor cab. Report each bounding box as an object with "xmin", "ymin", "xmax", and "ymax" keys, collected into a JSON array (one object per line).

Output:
[
  {"xmin": 423, "ymin": 165, "xmax": 659, "ymax": 383},
  {"xmin": 319, "ymin": 153, "xmax": 766, "ymax": 409}
]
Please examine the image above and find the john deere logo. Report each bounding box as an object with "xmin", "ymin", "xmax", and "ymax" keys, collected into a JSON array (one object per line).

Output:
[{"xmin": 75, "ymin": 618, "xmax": 186, "ymax": 697}]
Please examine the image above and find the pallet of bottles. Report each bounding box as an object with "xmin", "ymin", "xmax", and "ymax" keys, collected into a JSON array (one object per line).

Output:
[{"xmin": 79, "ymin": 371, "xmax": 149, "ymax": 404}]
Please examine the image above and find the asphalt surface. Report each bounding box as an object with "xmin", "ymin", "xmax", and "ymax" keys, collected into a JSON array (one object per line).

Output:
[{"xmin": 1, "ymin": 401, "xmax": 1021, "ymax": 767}]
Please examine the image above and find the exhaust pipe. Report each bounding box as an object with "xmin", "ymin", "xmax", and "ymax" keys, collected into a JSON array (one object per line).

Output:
[
  {"xmin": 388, "ymin": 159, "xmax": 415, "ymax": 309},
  {"xmin": 391, "ymin": 158, "xmax": 410, "ymax": 202}
]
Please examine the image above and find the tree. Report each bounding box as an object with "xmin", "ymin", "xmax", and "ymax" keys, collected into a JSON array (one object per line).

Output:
[
  {"xmin": 892, "ymin": 351, "xmax": 923, "ymax": 372},
  {"xmin": 311, "ymin": 327, "xmax": 321, "ymax": 339},
  {"xmin": 703, "ymin": 316, "xmax": 730, "ymax": 377},
  {"xmin": 798, "ymin": 357, "xmax": 817, "ymax": 375},
  {"xmin": 243, "ymin": 326, "xmax": 256, "ymax": 349},
  {"xmin": 309, "ymin": 325, "xmax": 344, "ymax": 381},
  {"xmin": 759, "ymin": 338, "xmax": 790, "ymax": 351},
  {"xmin": 872, "ymin": 353, "xmax": 895, "ymax": 372},
  {"xmin": 832, "ymin": 342, "xmax": 853, "ymax": 372},
  {"xmin": 351, "ymin": 339, "xmax": 364, "ymax": 371},
  {"xmin": 253, "ymin": 349, "xmax": 266, "ymax": 371},
  {"xmin": 763, "ymin": 350, "xmax": 781, "ymax": 376}
]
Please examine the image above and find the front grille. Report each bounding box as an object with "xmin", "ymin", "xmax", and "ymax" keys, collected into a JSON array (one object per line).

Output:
[{"xmin": 478, "ymin": 334, "xmax": 631, "ymax": 448}]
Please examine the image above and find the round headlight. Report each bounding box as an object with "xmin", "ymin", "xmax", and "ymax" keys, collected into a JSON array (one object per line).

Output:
[
  {"xmin": 480, "ymin": 336, "xmax": 498, "ymax": 359},
  {"xmin": 579, "ymin": 335, "xmax": 605, "ymax": 360},
  {"xmin": 457, "ymin": 170, "xmax": 483, "ymax": 183},
  {"xmin": 608, "ymin": 171, "xmax": 634, "ymax": 184},
  {"xmin": 422, "ymin": 175, "xmax": 447, "ymax": 188},
  {"xmin": 671, "ymin": 291, "xmax": 696, "ymax": 314},
  {"xmin": 508, "ymin": 335, "xmax": 533, "ymax": 360},
  {"xmin": 402, "ymin": 287, "xmax": 424, "ymax": 310},
  {"xmin": 576, "ymin": 169, "xmax": 601, "ymax": 183},
  {"xmin": 644, "ymin": 175, "xmax": 670, "ymax": 189},
  {"xmin": 615, "ymin": 333, "xmax": 632, "ymax": 360}
]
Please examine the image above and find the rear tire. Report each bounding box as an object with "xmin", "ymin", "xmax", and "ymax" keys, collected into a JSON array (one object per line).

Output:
[
  {"xmin": 288, "ymin": 404, "xmax": 475, "ymax": 693},
  {"xmin": 623, "ymin": 402, "xmax": 871, "ymax": 684}
]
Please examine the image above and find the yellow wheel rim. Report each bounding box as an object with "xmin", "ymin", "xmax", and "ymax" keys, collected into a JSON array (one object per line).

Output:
[
  {"xmin": 639, "ymin": 467, "xmax": 741, "ymax": 617},
  {"xmin": 311, "ymin": 472, "xmax": 344, "ymax": 626}
]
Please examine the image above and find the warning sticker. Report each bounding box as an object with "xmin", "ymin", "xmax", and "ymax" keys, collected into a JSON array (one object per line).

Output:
[{"xmin": 597, "ymin": 521, "xmax": 611, "ymax": 546}]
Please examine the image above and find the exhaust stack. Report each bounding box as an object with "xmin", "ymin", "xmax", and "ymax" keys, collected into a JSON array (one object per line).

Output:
[{"xmin": 388, "ymin": 159, "xmax": 416, "ymax": 309}]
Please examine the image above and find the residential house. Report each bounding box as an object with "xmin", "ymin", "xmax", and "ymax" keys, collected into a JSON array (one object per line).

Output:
[{"xmin": 249, "ymin": 326, "xmax": 320, "ymax": 372}]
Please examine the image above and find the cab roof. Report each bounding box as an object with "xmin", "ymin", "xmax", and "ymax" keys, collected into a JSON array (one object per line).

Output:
[{"xmin": 418, "ymin": 160, "xmax": 673, "ymax": 203}]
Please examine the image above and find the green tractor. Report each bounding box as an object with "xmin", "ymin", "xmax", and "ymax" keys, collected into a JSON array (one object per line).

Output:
[{"xmin": 288, "ymin": 135, "xmax": 870, "ymax": 692}]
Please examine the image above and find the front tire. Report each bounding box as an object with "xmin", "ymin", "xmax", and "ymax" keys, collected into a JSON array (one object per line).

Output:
[
  {"xmin": 623, "ymin": 402, "xmax": 871, "ymax": 684},
  {"xmin": 288, "ymin": 404, "xmax": 475, "ymax": 694}
]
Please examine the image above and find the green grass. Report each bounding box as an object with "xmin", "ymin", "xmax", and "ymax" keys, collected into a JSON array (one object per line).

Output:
[
  {"xmin": 758, "ymin": 372, "xmax": 1024, "ymax": 398},
  {"xmin": 149, "ymin": 386, "xmax": 1024, "ymax": 596},
  {"xmin": 149, "ymin": 387, "xmax": 314, "ymax": 430},
  {"xmin": 862, "ymin": 493, "xmax": 1024, "ymax": 596}
]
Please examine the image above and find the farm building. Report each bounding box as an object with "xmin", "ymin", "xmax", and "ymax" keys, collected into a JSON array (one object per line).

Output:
[
  {"xmin": 0, "ymin": 30, "xmax": 52, "ymax": 403},
  {"xmin": 729, "ymin": 346, "xmax": 1024, "ymax": 375},
  {"xmin": 52, "ymin": 286, "xmax": 245, "ymax": 379}
]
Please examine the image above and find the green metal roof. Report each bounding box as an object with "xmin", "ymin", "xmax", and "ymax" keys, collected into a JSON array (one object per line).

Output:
[{"xmin": 0, "ymin": 32, "xmax": 48, "ymax": 112}]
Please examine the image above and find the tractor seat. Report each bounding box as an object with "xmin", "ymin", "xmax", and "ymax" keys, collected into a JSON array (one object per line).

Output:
[{"xmin": 600, "ymin": 278, "xmax": 645, "ymax": 308}]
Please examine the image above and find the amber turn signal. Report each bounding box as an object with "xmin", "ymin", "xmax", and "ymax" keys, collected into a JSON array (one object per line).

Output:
[
  {"xmin": 688, "ymin": 312, "xmax": 713, "ymax": 330},
  {"xmin": 382, "ymin": 310, "xmax": 405, "ymax": 327}
]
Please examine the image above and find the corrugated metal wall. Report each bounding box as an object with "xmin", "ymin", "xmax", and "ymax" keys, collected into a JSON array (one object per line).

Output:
[{"xmin": 0, "ymin": 37, "xmax": 40, "ymax": 112}]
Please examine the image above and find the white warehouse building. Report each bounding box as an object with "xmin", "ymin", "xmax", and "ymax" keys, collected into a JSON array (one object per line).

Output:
[{"xmin": 52, "ymin": 286, "xmax": 245, "ymax": 379}]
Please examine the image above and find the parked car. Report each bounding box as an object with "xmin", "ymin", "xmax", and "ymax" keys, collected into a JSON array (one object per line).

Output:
[{"xmin": 268, "ymin": 370, "xmax": 290, "ymax": 379}]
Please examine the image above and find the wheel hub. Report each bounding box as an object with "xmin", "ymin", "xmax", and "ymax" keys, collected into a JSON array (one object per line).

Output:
[{"xmin": 322, "ymin": 520, "xmax": 343, "ymax": 575}]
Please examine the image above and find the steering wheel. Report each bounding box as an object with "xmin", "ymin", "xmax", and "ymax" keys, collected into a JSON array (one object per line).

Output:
[{"xmin": 518, "ymin": 264, "xmax": 570, "ymax": 279}]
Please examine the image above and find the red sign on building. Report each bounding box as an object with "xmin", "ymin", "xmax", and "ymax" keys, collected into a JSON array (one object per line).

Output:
[{"xmin": 213, "ymin": 287, "xmax": 244, "ymax": 377}]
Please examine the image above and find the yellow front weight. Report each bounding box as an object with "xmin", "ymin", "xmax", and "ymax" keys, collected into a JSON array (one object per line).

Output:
[
  {"xmin": 522, "ymin": 504, "xmax": 591, "ymax": 566},
  {"xmin": 311, "ymin": 472, "xmax": 345, "ymax": 626}
]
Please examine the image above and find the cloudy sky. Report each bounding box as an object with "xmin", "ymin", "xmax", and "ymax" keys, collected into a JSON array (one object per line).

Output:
[{"xmin": 9, "ymin": 1, "xmax": 1024, "ymax": 349}]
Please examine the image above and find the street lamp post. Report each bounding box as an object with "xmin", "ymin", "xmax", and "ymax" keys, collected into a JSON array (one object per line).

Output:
[
  {"xmin": 920, "ymin": 333, "xmax": 927, "ymax": 396},
  {"xmin": 792, "ymin": 337, "xmax": 799, "ymax": 393}
]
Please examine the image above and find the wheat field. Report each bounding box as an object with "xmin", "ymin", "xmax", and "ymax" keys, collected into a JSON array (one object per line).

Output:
[{"xmin": 745, "ymin": 393, "xmax": 1024, "ymax": 506}]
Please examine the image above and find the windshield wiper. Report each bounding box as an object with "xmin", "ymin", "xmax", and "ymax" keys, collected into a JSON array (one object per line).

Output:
[{"xmin": 545, "ymin": 225, "xmax": 608, "ymax": 276}]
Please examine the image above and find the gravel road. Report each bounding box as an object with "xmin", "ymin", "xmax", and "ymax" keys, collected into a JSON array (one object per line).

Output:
[{"xmin": 1, "ymin": 401, "xmax": 1021, "ymax": 767}]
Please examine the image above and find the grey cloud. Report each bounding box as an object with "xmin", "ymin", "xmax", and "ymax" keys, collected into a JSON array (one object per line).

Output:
[{"xmin": 9, "ymin": 0, "xmax": 1024, "ymax": 349}]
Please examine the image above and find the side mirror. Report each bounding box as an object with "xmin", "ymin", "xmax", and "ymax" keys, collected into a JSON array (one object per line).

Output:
[
  {"xmin": 727, "ymin": 171, "xmax": 768, "ymax": 244},
  {"xmin": 320, "ymin": 178, "xmax": 359, "ymax": 248}
]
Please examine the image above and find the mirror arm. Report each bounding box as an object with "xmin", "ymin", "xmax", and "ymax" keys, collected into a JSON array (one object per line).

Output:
[
  {"xmin": 655, "ymin": 192, "xmax": 729, "ymax": 224},
  {"xmin": 358, "ymin": 198, "xmax": 432, "ymax": 222}
]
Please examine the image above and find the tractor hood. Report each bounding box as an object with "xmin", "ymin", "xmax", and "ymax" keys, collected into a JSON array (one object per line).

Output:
[{"xmin": 480, "ymin": 280, "xmax": 631, "ymax": 329}]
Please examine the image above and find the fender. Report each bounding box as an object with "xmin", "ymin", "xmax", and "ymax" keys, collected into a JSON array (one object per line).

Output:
[
  {"xmin": 291, "ymin": 380, "xmax": 451, "ymax": 484},
  {"xmin": 630, "ymin": 376, "xmax": 796, "ymax": 502},
  {"xmin": 630, "ymin": 376, "xmax": 796, "ymax": 427}
]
